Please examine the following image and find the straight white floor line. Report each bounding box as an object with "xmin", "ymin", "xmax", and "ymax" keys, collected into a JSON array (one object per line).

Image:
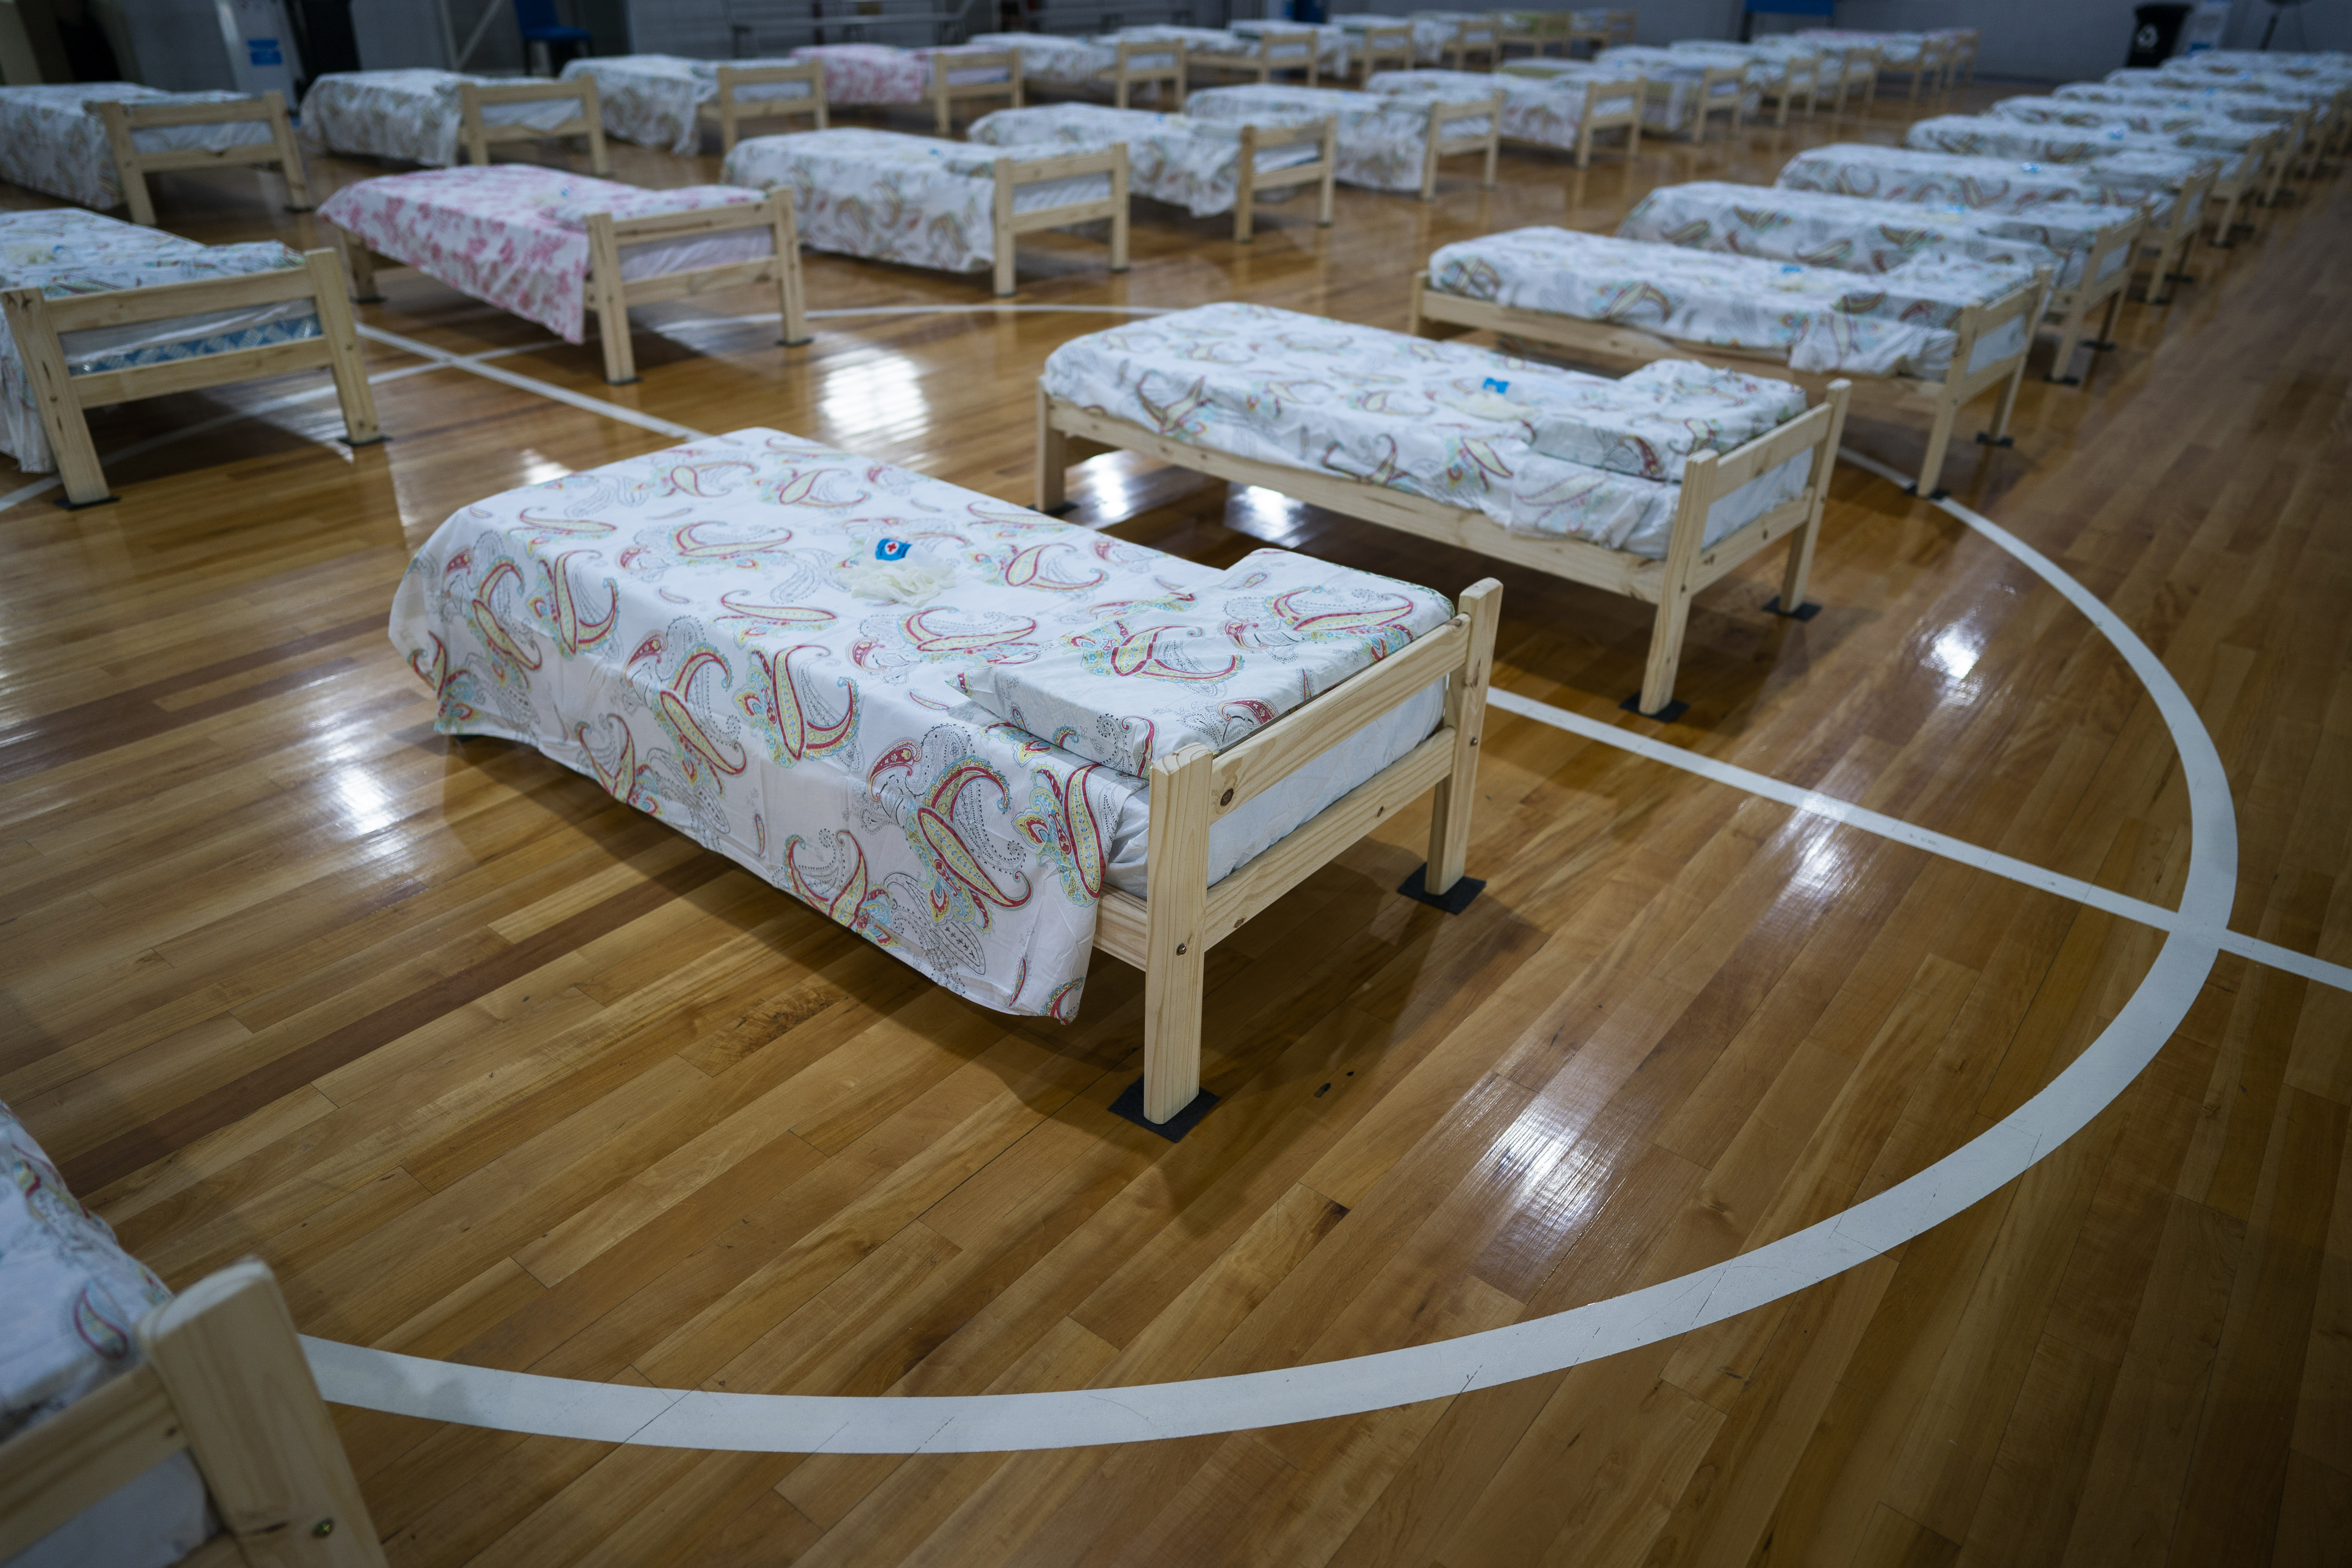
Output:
[
  {"xmin": 1486, "ymin": 687, "xmax": 2350, "ymax": 995},
  {"xmin": 353, "ymin": 324, "xmax": 709, "ymax": 441}
]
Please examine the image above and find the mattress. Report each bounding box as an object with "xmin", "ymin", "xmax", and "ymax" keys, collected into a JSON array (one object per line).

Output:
[
  {"xmin": 1906, "ymin": 116, "xmax": 2224, "ymax": 183},
  {"xmin": 967, "ymin": 103, "xmax": 1320, "ymax": 219},
  {"xmin": 316, "ymin": 166, "xmax": 771, "ymax": 343},
  {"xmin": 0, "ymin": 83, "xmax": 274, "ymax": 211},
  {"xmin": 722, "ymin": 127, "xmax": 1113, "ymax": 274},
  {"xmin": 1591, "ymin": 47, "xmax": 1760, "ymax": 129},
  {"xmin": 1624, "ymin": 180, "xmax": 2108, "ymax": 289},
  {"xmin": 2, "ymin": 1099, "xmax": 211, "ymax": 1568},
  {"xmin": 0, "ymin": 209, "xmax": 320, "ymax": 475},
  {"xmin": 389, "ymin": 426, "xmax": 1456, "ymax": 1016},
  {"xmin": 1990, "ymin": 95, "xmax": 2276, "ymax": 157},
  {"xmin": 1777, "ymin": 141, "xmax": 2191, "ymax": 231},
  {"xmin": 1428, "ymin": 226, "xmax": 2038, "ymax": 381},
  {"xmin": 791, "ymin": 43, "xmax": 1013, "ymax": 107},
  {"xmin": 1329, "ymin": 14, "xmax": 1455, "ymax": 65},
  {"xmin": 1181, "ymin": 84, "xmax": 1492, "ymax": 193},
  {"xmin": 2067, "ymin": 78, "xmax": 2309, "ymax": 127},
  {"xmin": 1367, "ymin": 68, "xmax": 1641, "ymax": 151},
  {"xmin": 1041, "ymin": 300, "xmax": 1816, "ymax": 555},
  {"xmin": 298, "ymin": 69, "xmax": 588, "ymax": 167}
]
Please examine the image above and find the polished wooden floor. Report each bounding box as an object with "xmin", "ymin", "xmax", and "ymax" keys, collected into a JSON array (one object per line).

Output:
[{"xmin": 4, "ymin": 76, "xmax": 2349, "ymax": 1567}]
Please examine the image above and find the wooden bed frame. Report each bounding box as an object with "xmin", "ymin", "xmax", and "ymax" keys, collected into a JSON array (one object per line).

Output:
[
  {"xmin": 329, "ymin": 193, "xmax": 808, "ymax": 384},
  {"xmin": 1077, "ymin": 563, "xmax": 1505, "ymax": 1125},
  {"xmin": 1189, "ymin": 27, "xmax": 1321, "ymax": 90},
  {"xmin": 2043, "ymin": 205, "xmax": 2148, "ymax": 383},
  {"xmin": 1678, "ymin": 64, "xmax": 1746, "ymax": 141},
  {"xmin": 1498, "ymin": 12, "xmax": 1575, "ymax": 60},
  {"xmin": 1439, "ymin": 15, "xmax": 1502, "ymax": 73},
  {"xmin": 1097, "ymin": 39, "xmax": 1190, "ymax": 110},
  {"xmin": 1822, "ymin": 44, "xmax": 1880, "ymax": 113},
  {"xmin": 1352, "ymin": 22, "xmax": 1418, "ymax": 82},
  {"xmin": 1877, "ymin": 37, "xmax": 1950, "ymax": 103},
  {"xmin": 1408, "ymin": 264, "xmax": 2046, "ymax": 501},
  {"xmin": 94, "ymin": 92, "xmax": 311, "ymax": 229},
  {"xmin": 457, "ymin": 77, "xmax": 610, "ymax": 175},
  {"xmin": 0, "ymin": 249, "xmax": 380, "ymax": 509},
  {"xmin": 989, "ymin": 143, "xmax": 1131, "ymax": 297},
  {"xmin": 1232, "ymin": 118, "xmax": 1338, "ymax": 241},
  {"xmin": 709, "ymin": 61, "xmax": 827, "ymax": 155},
  {"xmin": 0, "ymin": 1259, "xmax": 385, "ymax": 1568},
  {"xmin": 1417, "ymin": 94, "xmax": 1503, "ymax": 201},
  {"xmin": 1755, "ymin": 53, "xmax": 1820, "ymax": 125},
  {"xmin": 933, "ymin": 49, "xmax": 1024, "ymax": 136},
  {"xmin": 1037, "ymin": 374, "xmax": 1848, "ymax": 725}
]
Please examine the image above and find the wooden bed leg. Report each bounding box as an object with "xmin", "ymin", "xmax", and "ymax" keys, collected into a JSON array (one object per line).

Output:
[
  {"xmin": 139, "ymin": 1259, "xmax": 387, "ymax": 1567},
  {"xmin": 2095, "ymin": 285, "xmax": 2127, "ymax": 352},
  {"xmin": 459, "ymin": 83, "xmax": 489, "ymax": 166},
  {"xmin": 1420, "ymin": 103, "xmax": 1442, "ymax": 201},
  {"xmin": 1036, "ymin": 387, "xmax": 1069, "ymax": 513},
  {"xmin": 1235, "ymin": 125, "xmax": 1257, "ymax": 242},
  {"xmin": 1631, "ymin": 450, "xmax": 1713, "ymax": 720},
  {"xmin": 0, "ymin": 288, "xmax": 111, "ymax": 506},
  {"xmin": 1316, "ymin": 119, "xmax": 1336, "ymax": 226},
  {"xmin": 933, "ymin": 56, "xmax": 952, "ymax": 138},
  {"xmin": 96, "ymin": 101, "xmax": 157, "ymax": 227},
  {"xmin": 1109, "ymin": 143, "xmax": 1130, "ymax": 274},
  {"xmin": 330, "ymin": 222, "xmax": 381, "ymax": 303},
  {"xmin": 1914, "ymin": 388, "xmax": 1960, "ymax": 500},
  {"xmin": 1142, "ymin": 744, "xmax": 1214, "ymax": 1125},
  {"xmin": 1482, "ymin": 96, "xmax": 1501, "ymax": 189},
  {"xmin": 992, "ymin": 162, "xmax": 1016, "ymax": 298},
  {"xmin": 2046, "ymin": 288, "xmax": 2089, "ymax": 385},
  {"xmin": 1423, "ymin": 578, "xmax": 1503, "ymax": 897},
  {"xmin": 303, "ymin": 250, "xmax": 382, "ymax": 446},
  {"xmin": 1777, "ymin": 379, "xmax": 1849, "ymax": 616},
  {"xmin": 773, "ymin": 194, "xmax": 811, "ymax": 347},
  {"xmin": 266, "ymin": 91, "xmax": 314, "ymax": 211},
  {"xmin": 583, "ymin": 213, "xmax": 637, "ymax": 383}
]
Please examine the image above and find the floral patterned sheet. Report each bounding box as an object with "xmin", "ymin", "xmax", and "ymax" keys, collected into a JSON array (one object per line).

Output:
[
  {"xmin": 1427, "ymin": 225, "xmax": 2039, "ymax": 380},
  {"xmin": 1906, "ymin": 116, "xmax": 2223, "ymax": 184},
  {"xmin": 1368, "ymin": 68, "xmax": 1641, "ymax": 151},
  {"xmin": 1592, "ymin": 47, "xmax": 1761, "ymax": 129},
  {"xmin": 722, "ymin": 127, "xmax": 1113, "ymax": 274},
  {"xmin": 1991, "ymin": 94, "xmax": 2274, "ymax": 156},
  {"xmin": 2067, "ymin": 78, "xmax": 2309, "ymax": 127},
  {"xmin": 1, "ymin": 1099, "xmax": 210, "ymax": 1568},
  {"xmin": 298, "ymin": 70, "xmax": 590, "ymax": 167},
  {"xmin": 391, "ymin": 425, "xmax": 1456, "ymax": 1014},
  {"xmin": 788, "ymin": 43, "xmax": 1014, "ymax": 107},
  {"xmin": 1041, "ymin": 301, "xmax": 1816, "ymax": 555},
  {"xmin": 317, "ymin": 166, "xmax": 767, "ymax": 343},
  {"xmin": 1667, "ymin": 41, "xmax": 1820, "ymax": 89},
  {"xmin": 1777, "ymin": 141, "xmax": 2193, "ymax": 230},
  {"xmin": 0, "ymin": 83, "xmax": 275, "ymax": 211},
  {"xmin": 0, "ymin": 209, "xmax": 319, "ymax": 475},
  {"xmin": 968, "ymin": 104, "xmax": 1320, "ymax": 218},
  {"xmin": 561, "ymin": 54, "xmax": 711, "ymax": 155},
  {"xmin": 968, "ymin": 33, "xmax": 1118, "ymax": 86},
  {"xmin": 1182, "ymin": 84, "xmax": 1491, "ymax": 193},
  {"xmin": 1507, "ymin": 57, "xmax": 1702, "ymax": 135},
  {"xmin": 1329, "ymin": 14, "xmax": 1454, "ymax": 65},
  {"xmin": 1621, "ymin": 179, "xmax": 2118, "ymax": 289}
]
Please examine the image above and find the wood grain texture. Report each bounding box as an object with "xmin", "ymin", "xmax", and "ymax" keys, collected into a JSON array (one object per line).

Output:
[{"xmin": 1, "ymin": 78, "xmax": 2346, "ymax": 1567}]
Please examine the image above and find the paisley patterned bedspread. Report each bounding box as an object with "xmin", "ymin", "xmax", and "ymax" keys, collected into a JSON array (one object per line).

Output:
[
  {"xmin": 1505, "ymin": 58, "xmax": 1703, "ymax": 138},
  {"xmin": 1042, "ymin": 301, "xmax": 1815, "ymax": 555},
  {"xmin": 317, "ymin": 166, "xmax": 768, "ymax": 344},
  {"xmin": 1620, "ymin": 180, "xmax": 2112, "ymax": 290},
  {"xmin": 2, "ymin": 1100, "xmax": 210, "ymax": 1568},
  {"xmin": 1590, "ymin": 47, "xmax": 1760, "ymax": 129},
  {"xmin": 1905, "ymin": 116, "xmax": 2223, "ymax": 183},
  {"xmin": 390, "ymin": 426, "xmax": 1457, "ymax": 1016},
  {"xmin": 1991, "ymin": 95, "xmax": 2275, "ymax": 156},
  {"xmin": 967, "ymin": 33, "xmax": 1118, "ymax": 87},
  {"xmin": 0, "ymin": 209, "xmax": 319, "ymax": 475},
  {"xmin": 1796, "ymin": 28, "xmax": 1936, "ymax": 69},
  {"xmin": 1428, "ymin": 226, "xmax": 2038, "ymax": 380},
  {"xmin": 968, "ymin": 103, "xmax": 1319, "ymax": 219},
  {"xmin": 0, "ymin": 83, "xmax": 275, "ymax": 211},
  {"xmin": 1182, "ymin": 84, "xmax": 1491, "ymax": 193},
  {"xmin": 2065, "ymin": 78, "xmax": 2308, "ymax": 127},
  {"xmin": 1368, "ymin": 68, "xmax": 1641, "ymax": 151},
  {"xmin": 1329, "ymin": 14, "xmax": 1454, "ymax": 65},
  {"xmin": 1775, "ymin": 142, "xmax": 2191, "ymax": 231},
  {"xmin": 298, "ymin": 69, "xmax": 590, "ymax": 168},
  {"xmin": 722, "ymin": 128, "xmax": 1114, "ymax": 274}
]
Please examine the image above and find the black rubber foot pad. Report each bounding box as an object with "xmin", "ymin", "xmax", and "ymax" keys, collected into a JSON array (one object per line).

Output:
[
  {"xmin": 1042, "ymin": 500, "xmax": 1078, "ymax": 517},
  {"xmin": 779, "ymin": 336, "xmax": 814, "ymax": 347},
  {"xmin": 1763, "ymin": 596, "xmax": 1821, "ymax": 620},
  {"xmin": 1621, "ymin": 692, "xmax": 1691, "ymax": 723},
  {"xmin": 1399, "ymin": 866, "xmax": 1486, "ymax": 914},
  {"xmin": 2088, "ymin": 340, "xmax": 2119, "ymax": 351},
  {"xmin": 1977, "ymin": 433, "xmax": 2018, "ymax": 446},
  {"xmin": 54, "ymin": 493, "xmax": 119, "ymax": 511},
  {"xmin": 1904, "ymin": 483, "xmax": 1952, "ymax": 502},
  {"xmin": 605, "ymin": 376, "xmax": 642, "ymax": 386},
  {"xmin": 340, "ymin": 434, "xmax": 389, "ymax": 448},
  {"xmin": 2043, "ymin": 375, "xmax": 2082, "ymax": 386},
  {"xmin": 1108, "ymin": 1078, "xmax": 1220, "ymax": 1141}
]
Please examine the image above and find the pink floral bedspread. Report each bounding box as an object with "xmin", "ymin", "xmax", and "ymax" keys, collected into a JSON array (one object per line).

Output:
[
  {"xmin": 316, "ymin": 165, "xmax": 757, "ymax": 342},
  {"xmin": 790, "ymin": 43, "xmax": 1013, "ymax": 105}
]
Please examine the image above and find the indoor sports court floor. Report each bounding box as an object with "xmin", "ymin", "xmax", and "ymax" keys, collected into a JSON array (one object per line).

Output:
[{"xmin": 4, "ymin": 75, "xmax": 2348, "ymax": 1566}]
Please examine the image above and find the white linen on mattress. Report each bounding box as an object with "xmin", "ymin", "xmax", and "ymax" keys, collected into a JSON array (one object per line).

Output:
[
  {"xmin": 1505, "ymin": 56, "xmax": 1703, "ymax": 135},
  {"xmin": 1593, "ymin": 45, "xmax": 1763, "ymax": 128},
  {"xmin": 968, "ymin": 33, "xmax": 1121, "ymax": 86},
  {"xmin": 1, "ymin": 1099, "xmax": 212, "ymax": 1568},
  {"xmin": 1775, "ymin": 141, "xmax": 2189, "ymax": 233},
  {"xmin": 1620, "ymin": 180, "xmax": 2087, "ymax": 287},
  {"xmin": 1040, "ymin": 301, "xmax": 1816, "ymax": 555},
  {"xmin": 298, "ymin": 69, "xmax": 588, "ymax": 168},
  {"xmin": 1906, "ymin": 115, "xmax": 2226, "ymax": 186},
  {"xmin": 389, "ymin": 426, "xmax": 1461, "ymax": 1018},
  {"xmin": 2064, "ymin": 78, "xmax": 2310, "ymax": 128},
  {"xmin": 722, "ymin": 127, "xmax": 1113, "ymax": 274},
  {"xmin": 1367, "ymin": 68, "xmax": 1641, "ymax": 151},
  {"xmin": 1428, "ymin": 225, "xmax": 2038, "ymax": 380},
  {"xmin": 561, "ymin": 54, "xmax": 710, "ymax": 155},
  {"xmin": 1330, "ymin": 14, "xmax": 1455, "ymax": 65},
  {"xmin": 0, "ymin": 83, "xmax": 275, "ymax": 211},
  {"xmin": 967, "ymin": 103, "xmax": 1320, "ymax": 218},
  {"xmin": 1989, "ymin": 95, "xmax": 2276, "ymax": 160},
  {"xmin": 1181, "ymin": 83, "xmax": 1493, "ymax": 194}
]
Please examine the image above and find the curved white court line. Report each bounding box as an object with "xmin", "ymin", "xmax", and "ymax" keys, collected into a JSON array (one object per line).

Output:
[{"xmin": 298, "ymin": 459, "xmax": 2245, "ymax": 1451}]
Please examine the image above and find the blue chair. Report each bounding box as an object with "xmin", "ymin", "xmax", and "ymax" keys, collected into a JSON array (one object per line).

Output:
[{"xmin": 514, "ymin": 0, "xmax": 591, "ymax": 73}]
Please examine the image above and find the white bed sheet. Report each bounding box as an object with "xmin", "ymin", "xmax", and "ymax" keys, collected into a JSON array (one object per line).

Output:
[
  {"xmin": 1368, "ymin": 68, "xmax": 1641, "ymax": 151},
  {"xmin": 1777, "ymin": 141, "xmax": 2192, "ymax": 231},
  {"xmin": 1182, "ymin": 83, "xmax": 1492, "ymax": 193},
  {"xmin": 0, "ymin": 83, "xmax": 274, "ymax": 211},
  {"xmin": 298, "ymin": 69, "xmax": 588, "ymax": 167},
  {"xmin": 968, "ymin": 103, "xmax": 1319, "ymax": 218}
]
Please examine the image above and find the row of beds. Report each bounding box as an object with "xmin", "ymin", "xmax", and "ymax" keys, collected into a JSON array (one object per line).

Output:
[{"xmin": 2, "ymin": 42, "xmax": 2347, "ymax": 1568}]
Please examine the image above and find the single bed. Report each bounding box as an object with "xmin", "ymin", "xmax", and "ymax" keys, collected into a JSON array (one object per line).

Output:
[
  {"xmin": 1157, "ymin": 24, "xmax": 1323, "ymax": 89},
  {"xmin": 1408, "ymin": 225, "xmax": 2046, "ymax": 502},
  {"xmin": 1368, "ymin": 66, "xmax": 1644, "ymax": 168},
  {"xmin": 1181, "ymin": 82, "xmax": 1498, "ymax": 200},
  {"xmin": 558, "ymin": 54, "xmax": 827, "ymax": 156},
  {"xmin": 298, "ymin": 69, "xmax": 608, "ymax": 173},
  {"xmin": 1587, "ymin": 47, "xmax": 1752, "ymax": 138},
  {"xmin": 1330, "ymin": 14, "xmax": 1456, "ymax": 67},
  {"xmin": 1625, "ymin": 179, "xmax": 2146, "ymax": 383},
  {"xmin": 968, "ymin": 102, "xmax": 1334, "ymax": 241},
  {"xmin": 1987, "ymin": 95, "xmax": 2287, "ymax": 233},
  {"xmin": 0, "ymin": 85, "xmax": 309, "ymax": 225},
  {"xmin": 1040, "ymin": 300, "xmax": 1849, "ymax": 722},
  {"xmin": 1233, "ymin": 20, "xmax": 1356, "ymax": 77},
  {"xmin": 786, "ymin": 41, "xmax": 1021, "ymax": 128},
  {"xmin": 1802, "ymin": 137, "xmax": 2213, "ymax": 300},
  {"xmin": 390, "ymin": 425, "xmax": 1498, "ymax": 1123},
  {"xmin": 0, "ymin": 210, "xmax": 378, "ymax": 507},
  {"xmin": 1796, "ymin": 28, "xmax": 1947, "ymax": 100},
  {"xmin": 1414, "ymin": 11, "xmax": 1503, "ymax": 71},
  {"xmin": 722, "ymin": 126, "xmax": 1127, "ymax": 297},
  {"xmin": 966, "ymin": 34, "xmax": 1188, "ymax": 108},
  {"xmin": 1905, "ymin": 115, "xmax": 2238, "ymax": 243},
  {"xmin": 2083, "ymin": 74, "xmax": 2327, "ymax": 177},
  {"xmin": 318, "ymin": 165, "xmax": 807, "ymax": 384},
  {"xmin": 1668, "ymin": 40, "xmax": 1823, "ymax": 125},
  {"xmin": 0, "ymin": 1100, "xmax": 383, "ymax": 1568}
]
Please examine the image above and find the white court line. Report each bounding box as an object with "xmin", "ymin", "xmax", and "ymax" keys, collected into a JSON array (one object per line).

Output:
[
  {"xmin": 353, "ymin": 325, "xmax": 708, "ymax": 441},
  {"xmin": 298, "ymin": 446, "xmax": 2248, "ymax": 1451}
]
